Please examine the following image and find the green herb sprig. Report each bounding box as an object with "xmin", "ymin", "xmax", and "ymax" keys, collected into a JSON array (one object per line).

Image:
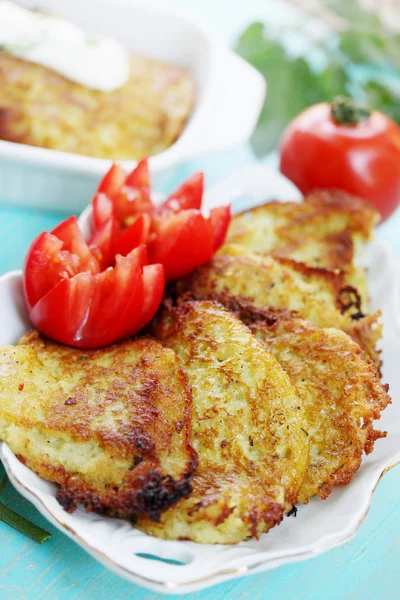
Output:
[
  {"xmin": 0, "ymin": 468, "xmax": 51, "ymax": 544},
  {"xmin": 234, "ymin": 0, "xmax": 400, "ymax": 157}
]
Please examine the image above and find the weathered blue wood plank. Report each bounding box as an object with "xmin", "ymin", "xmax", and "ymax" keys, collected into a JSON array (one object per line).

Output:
[{"xmin": 0, "ymin": 468, "xmax": 399, "ymax": 600}]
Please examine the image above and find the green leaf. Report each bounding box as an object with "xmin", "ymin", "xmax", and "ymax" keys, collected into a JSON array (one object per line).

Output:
[
  {"xmin": 234, "ymin": 2, "xmax": 400, "ymax": 157},
  {"xmin": 0, "ymin": 501, "xmax": 51, "ymax": 543},
  {"xmin": 339, "ymin": 31, "xmax": 400, "ymax": 71},
  {"xmin": 364, "ymin": 80, "xmax": 400, "ymax": 123},
  {"xmin": 0, "ymin": 474, "xmax": 7, "ymax": 496},
  {"xmin": 0, "ymin": 463, "xmax": 51, "ymax": 543},
  {"xmin": 234, "ymin": 24, "xmax": 350, "ymax": 156},
  {"xmin": 317, "ymin": 63, "xmax": 349, "ymax": 101}
]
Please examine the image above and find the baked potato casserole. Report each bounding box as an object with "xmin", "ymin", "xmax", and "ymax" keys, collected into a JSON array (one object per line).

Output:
[{"xmin": 0, "ymin": 2, "xmax": 195, "ymax": 159}]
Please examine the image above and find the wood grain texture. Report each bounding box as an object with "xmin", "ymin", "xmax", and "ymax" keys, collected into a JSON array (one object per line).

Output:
[{"xmin": 0, "ymin": 468, "xmax": 399, "ymax": 600}]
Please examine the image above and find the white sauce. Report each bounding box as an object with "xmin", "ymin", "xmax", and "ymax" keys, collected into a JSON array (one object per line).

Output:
[{"xmin": 0, "ymin": 1, "xmax": 130, "ymax": 91}]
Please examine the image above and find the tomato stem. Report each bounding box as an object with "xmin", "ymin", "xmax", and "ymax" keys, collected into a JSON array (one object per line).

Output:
[{"xmin": 331, "ymin": 96, "xmax": 371, "ymax": 126}]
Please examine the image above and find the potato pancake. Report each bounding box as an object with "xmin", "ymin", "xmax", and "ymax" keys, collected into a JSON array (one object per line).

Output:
[
  {"xmin": 0, "ymin": 52, "xmax": 194, "ymax": 159},
  {"xmin": 178, "ymin": 247, "xmax": 382, "ymax": 366},
  {"xmin": 137, "ymin": 300, "xmax": 309, "ymax": 543},
  {"xmin": 0, "ymin": 332, "xmax": 196, "ymax": 520},
  {"xmin": 225, "ymin": 190, "xmax": 378, "ymax": 311},
  {"xmin": 217, "ymin": 297, "xmax": 390, "ymax": 502}
]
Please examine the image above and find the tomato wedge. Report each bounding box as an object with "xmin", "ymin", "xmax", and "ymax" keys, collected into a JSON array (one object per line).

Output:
[
  {"xmin": 24, "ymin": 213, "xmax": 165, "ymax": 348},
  {"xmin": 24, "ymin": 219, "xmax": 100, "ymax": 311},
  {"xmin": 28, "ymin": 246, "xmax": 163, "ymax": 349},
  {"xmin": 89, "ymin": 218, "xmax": 118, "ymax": 270},
  {"xmin": 24, "ymin": 232, "xmax": 64, "ymax": 311},
  {"xmin": 114, "ymin": 214, "xmax": 151, "ymax": 258},
  {"xmin": 92, "ymin": 193, "xmax": 114, "ymax": 230},
  {"xmin": 113, "ymin": 186, "xmax": 154, "ymax": 223},
  {"xmin": 132, "ymin": 264, "xmax": 165, "ymax": 333},
  {"xmin": 29, "ymin": 249, "xmax": 144, "ymax": 348},
  {"xmin": 159, "ymin": 172, "xmax": 204, "ymax": 213},
  {"xmin": 97, "ymin": 163, "xmax": 126, "ymax": 197},
  {"xmin": 95, "ymin": 159, "xmax": 154, "ymax": 225},
  {"xmin": 148, "ymin": 210, "xmax": 214, "ymax": 281},
  {"xmin": 51, "ymin": 216, "xmax": 99, "ymax": 274},
  {"xmin": 208, "ymin": 205, "xmax": 231, "ymax": 251},
  {"xmin": 125, "ymin": 158, "xmax": 150, "ymax": 189},
  {"xmin": 90, "ymin": 163, "xmax": 231, "ymax": 280}
]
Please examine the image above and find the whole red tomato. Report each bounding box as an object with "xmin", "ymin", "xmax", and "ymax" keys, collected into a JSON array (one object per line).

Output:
[{"xmin": 279, "ymin": 98, "xmax": 400, "ymax": 222}]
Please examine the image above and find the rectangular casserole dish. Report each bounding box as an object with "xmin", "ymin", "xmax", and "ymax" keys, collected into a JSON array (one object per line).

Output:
[{"xmin": 0, "ymin": 0, "xmax": 265, "ymax": 212}]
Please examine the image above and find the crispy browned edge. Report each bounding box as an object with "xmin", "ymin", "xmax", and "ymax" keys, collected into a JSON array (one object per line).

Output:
[
  {"xmin": 145, "ymin": 298, "xmax": 289, "ymax": 539},
  {"xmin": 14, "ymin": 332, "xmax": 198, "ymax": 522},
  {"xmin": 186, "ymin": 293, "xmax": 390, "ymax": 500},
  {"xmin": 174, "ymin": 253, "xmax": 383, "ymax": 371},
  {"xmin": 235, "ymin": 189, "xmax": 378, "ymax": 238},
  {"xmin": 55, "ymin": 462, "xmax": 198, "ymax": 522},
  {"xmin": 176, "ymin": 254, "xmax": 361, "ymax": 317},
  {"xmin": 304, "ymin": 189, "xmax": 379, "ymax": 234}
]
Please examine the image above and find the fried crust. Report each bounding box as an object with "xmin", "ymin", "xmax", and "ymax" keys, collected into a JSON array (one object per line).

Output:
[
  {"xmin": 137, "ymin": 300, "xmax": 309, "ymax": 543},
  {"xmin": 177, "ymin": 248, "xmax": 382, "ymax": 366},
  {"xmin": 212, "ymin": 295, "xmax": 390, "ymax": 502},
  {"xmin": 0, "ymin": 332, "xmax": 197, "ymax": 520},
  {"xmin": 226, "ymin": 190, "xmax": 378, "ymax": 311},
  {"xmin": 0, "ymin": 52, "xmax": 194, "ymax": 159},
  {"xmin": 227, "ymin": 190, "xmax": 378, "ymax": 266}
]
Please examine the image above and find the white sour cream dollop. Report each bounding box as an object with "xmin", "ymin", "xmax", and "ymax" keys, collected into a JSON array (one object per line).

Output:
[{"xmin": 0, "ymin": 1, "xmax": 130, "ymax": 91}]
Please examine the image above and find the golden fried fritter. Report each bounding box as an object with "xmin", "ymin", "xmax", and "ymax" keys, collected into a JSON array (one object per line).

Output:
[
  {"xmin": 226, "ymin": 190, "xmax": 378, "ymax": 311},
  {"xmin": 0, "ymin": 332, "xmax": 196, "ymax": 520},
  {"xmin": 253, "ymin": 318, "xmax": 390, "ymax": 502},
  {"xmin": 218, "ymin": 297, "xmax": 390, "ymax": 502},
  {"xmin": 227, "ymin": 190, "xmax": 377, "ymax": 268},
  {"xmin": 0, "ymin": 52, "xmax": 194, "ymax": 159},
  {"xmin": 137, "ymin": 300, "xmax": 309, "ymax": 543},
  {"xmin": 178, "ymin": 246, "xmax": 382, "ymax": 366}
]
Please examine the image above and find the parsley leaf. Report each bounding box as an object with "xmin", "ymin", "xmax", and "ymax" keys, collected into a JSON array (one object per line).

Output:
[{"xmin": 234, "ymin": 0, "xmax": 400, "ymax": 157}]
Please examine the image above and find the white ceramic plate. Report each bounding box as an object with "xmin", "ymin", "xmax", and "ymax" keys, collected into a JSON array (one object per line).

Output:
[
  {"xmin": 0, "ymin": 0, "xmax": 265, "ymax": 212},
  {"xmin": 1, "ymin": 165, "xmax": 399, "ymax": 595}
]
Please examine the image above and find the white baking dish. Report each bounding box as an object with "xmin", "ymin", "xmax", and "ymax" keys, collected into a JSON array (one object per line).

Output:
[{"xmin": 0, "ymin": 0, "xmax": 265, "ymax": 213}]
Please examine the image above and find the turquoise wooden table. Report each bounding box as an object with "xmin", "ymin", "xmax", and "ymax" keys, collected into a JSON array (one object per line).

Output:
[{"xmin": 1, "ymin": 1, "xmax": 400, "ymax": 597}]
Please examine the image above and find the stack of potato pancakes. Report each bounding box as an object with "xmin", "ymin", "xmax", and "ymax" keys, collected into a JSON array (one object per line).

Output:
[{"xmin": 0, "ymin": 190, "xmax": 390, "ymax": 544}]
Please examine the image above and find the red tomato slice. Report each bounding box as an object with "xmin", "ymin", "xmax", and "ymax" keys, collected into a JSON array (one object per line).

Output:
[
  {"xmin": 208, "ymin": 205, "xmax": 231, "ymax": 251},
  {"xmin": 24, "ymin": 232, "xmax": 64, "ymax": 311},
  {"xmin": 114, "ymin": 214, "xmax": 151, "ymax": 258},
  {"xmin": 92, "ymin": 193, "xmax": 114, "ymax": 229},
  {"xmin": 113, "ymin": 186, "xmax": 154, "ymax": 223},
  {"xmin": 85, "ymin": 249, "xmax": 145, "ymax": 346},
  {"xmin": 159, "ymin": 172, "xmax": 204, "ymax": 213},
  {"xmin": 97, "ymin": 163, "xmax": 126, "ymax": 197},
  {"xmin": 148, "ymin": 210, "xmax": 214, "ymax": 281},
  {"xmin": 51, "ymin": 216, "xmax": 99, "ymax": 274},
  {"xmin": 88, "ymin": 218, "xmax": 117, "ymax": 269},
  {"xmin": 24, "ymin": 216, "xmax": 102, "ymax": 311},
  {"xmin": 126, "ymin": 244, "xmax": 148, "ymax": 268},
  {"xmin": 133, "ymin": 263, "xmax": 165, "ymax": 333},
  {"xmin": 29, "ymin": 272, "xmax": 95, "ymax": 347},
  {"xmin": 30, "ymin": 249, "xmax": 145, "ymax": 348},
  {"xmin": 125, "ymin": 158, "xmax": 150, "ymax": 189},
  {"xmin": 111, "ymin": 160, "xmax": 153, "ymax": 223}
]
